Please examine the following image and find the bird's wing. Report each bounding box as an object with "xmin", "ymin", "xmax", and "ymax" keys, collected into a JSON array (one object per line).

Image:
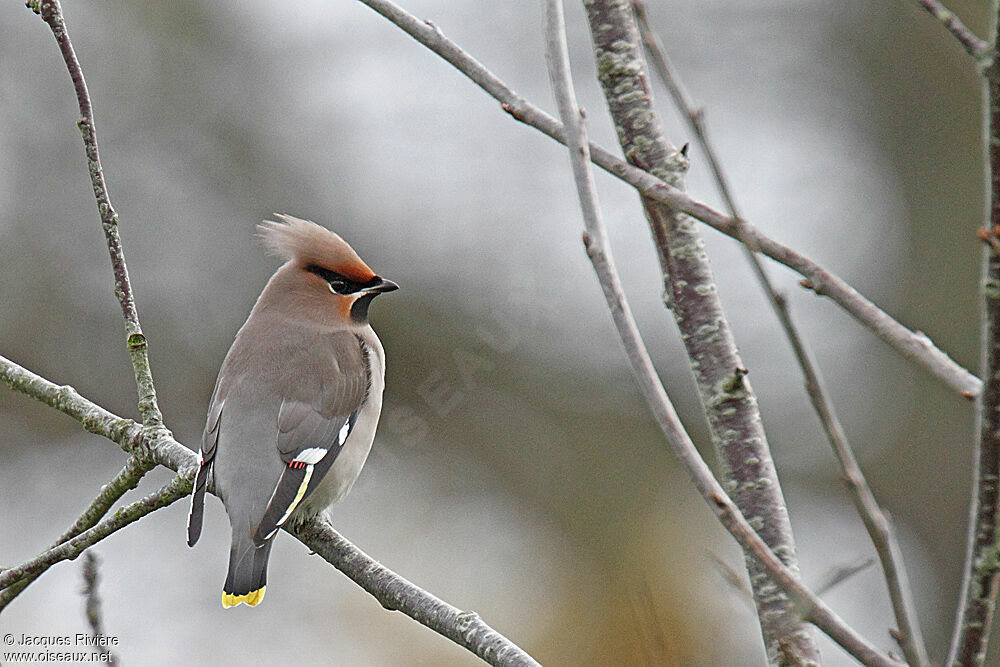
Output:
[{"xmin": 252, "ymin": 330, "xmax": 370, "ymax": 546}]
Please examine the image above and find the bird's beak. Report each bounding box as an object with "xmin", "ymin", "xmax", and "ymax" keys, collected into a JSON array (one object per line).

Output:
[{"xmin": 363, "ymin": 276, "xmax": 399, "ymax": 295}]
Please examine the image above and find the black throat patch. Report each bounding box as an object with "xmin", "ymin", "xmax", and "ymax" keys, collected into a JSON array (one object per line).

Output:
[{"xmin": 350, "ymin": 294, "xmax": 377, "ymax": 324}]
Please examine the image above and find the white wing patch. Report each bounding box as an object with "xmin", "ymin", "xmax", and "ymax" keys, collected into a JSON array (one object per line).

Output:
[
  {"xmin": 293, "ymin": 447, "xmax": 328, "ymax": 465},
  {"xmin": 261, "ymin": 417, "xmax": 355, "ymax": 540},
  {"xmin": 275, "ymin": 464, "xmax": 315, "ymax": 528}
]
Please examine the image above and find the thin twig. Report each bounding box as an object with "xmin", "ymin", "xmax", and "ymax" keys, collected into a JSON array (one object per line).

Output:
[
  {"xmin": 813, "ymin": 557, "xmax": 876, "ymax": 597},
  {"xmin": 629, "ymin": 9, "xmax": 928, "ymax": 661},
  {"xmin": 27, "ymin": 0, "xmax": 163, "ymax": 428},
  {"xmin": 775, "ymin": 291, "xmax": 929, "ymax": 665},
  {"xmin": 0, "ymin": 355, "xmax": 537, "ymax": 667},
  {"xmin": 543, "ymin": 2, "xmax": 898, "ymax": 664},
  {"xmin": 706, "ymin": 551, "xmax": 754, "ymax": 602},
  {"xmin": 631, "ymin": 1, "xmax": 743, "ymax": 226},
  {"xmin": 0, "ymin": 455, "xmax": 155, "ymax": 609},
  {"xmin": 354, "ymin": 0, "xmax": 980, "ymax": 400},
  {"xmin": 57, "ymin": 456, "xmax": 156, "ymax": 544},
  {"xmin": 911, "ymin": 0, "xmax": 992, "ymax": 61},
  {"xmin": 949, "ymin": 4, "xmax": 1000, "ymax": 663},
  {"xmin": 0, "ymin": 475, "xmax": 190, "ymax": 591},
  {"xmin": 81, "ymin": 552, "xmax": 120, "ymax": 667}
]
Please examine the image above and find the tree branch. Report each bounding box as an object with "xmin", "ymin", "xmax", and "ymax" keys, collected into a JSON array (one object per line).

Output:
[
  {"xmin": 0, "ymin": 475, "xmax": 191, "ymax": 591},
  {"xmin": 290, "ymin": 519, "xmax": 540, "ymax": 667},
  {"xmin": 0, "ymin": 354, "xmax": 189, "ymax": 472},
  {"xmin": 354, "ymin": 0, "xmax": 980, "ymax": 400},
  {"xmin": 580, "ymin": 0, "xmax": 818, "ymax": 659},
  {"xmin": 543, "ymin": 2, "xmax": 899, "ymax": 664},
  {"xmin": 911, "ymin": 0, "xmax": 991, "ymax": 61},
  {"xmin": 0, "ymin": 454, "xmax": 155, "ymax": 609},
  {"xmin": 949, "ymin": 3, "xmax": 1000, "ymax": 663},
  {"xmin": 0, "ymin": 354, "xmax": 538, "ymax": 666},
  {"xmin": 26, "ymin": 0, "xmax": 163, "ymax": 428},
  {"xmin": 632, "ymin": 4, "xmax": 928, "ymax": 664}
]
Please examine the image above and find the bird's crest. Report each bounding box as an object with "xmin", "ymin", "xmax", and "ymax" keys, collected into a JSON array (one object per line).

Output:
[{"xmin": 258, "ymin": 214, "xmax": 374, "ymax": 282}]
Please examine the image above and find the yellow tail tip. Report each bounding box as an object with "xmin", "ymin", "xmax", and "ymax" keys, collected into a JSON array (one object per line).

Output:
[{"xmin": 222, "ymin": 586, "xmax": 266, "ymax": 608}]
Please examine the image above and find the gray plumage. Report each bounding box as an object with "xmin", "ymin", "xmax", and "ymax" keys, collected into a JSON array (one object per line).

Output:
[{"xmin": 186, "ymin": 215, "xmax": 395, "ymax": 608}]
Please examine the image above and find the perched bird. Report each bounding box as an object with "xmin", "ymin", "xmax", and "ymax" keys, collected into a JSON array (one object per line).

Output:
[{"xmin": 186, "ymin": 214, "xmax": 398, "ymax": 608}]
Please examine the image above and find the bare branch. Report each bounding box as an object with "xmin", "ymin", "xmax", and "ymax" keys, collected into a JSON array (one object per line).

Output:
[
  {"xmin": 0, "ymin": 354, "xmax": 189, "ymax": 471},
  {"xmin": 290, "ymin": 519, "xmax": 539, "ymax": 667},
  {"xmin": 57, "ymin": 456, "xmax": 156, "ymax": 545},
  {"xmin": 0, "ymin": 454, "xmax": 155, "ymax": 609},
  {"xmin": 0, "ymin": 354, "xmax": 537, "ymax": 666},
  {"xmin": 911, "ymin": 0, "xmax": 991, "ymax": 61},
  {"xmin": 581, "ymin": 0, "xmax": 817, "ymax": 658},
  {"xmin": 543, "ymin": 2, "xmax": 898, "ymax": 663},
  {"xmin": 354, "ymin": 0, "xmax": 980, "ymax": 400},
  {"xmin": 949, "ymin": 5, "xmax": 1000, "ymax": 662},
  {"xmin": 26, "ymin": 0, "xmax": 163, "ymax": 428},
  {"xmin": 632, "ymin": 5, "xmax": 928, "ymax": 662},
  {"xmin": 0, "ymin": 475, "xmax": 190, "ymax": 591},
  {"xmin": 774, "ymin": 292, "xmax": 929, "ymax": 665},
  {"xmin": 631, "ymin": 1, "xmax": 741, "ymax": 223}
]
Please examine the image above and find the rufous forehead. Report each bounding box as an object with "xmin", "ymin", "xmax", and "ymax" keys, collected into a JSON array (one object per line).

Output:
[{"xmin": 313, "ymin": 259, "xmax": 374, "ymax": 283}]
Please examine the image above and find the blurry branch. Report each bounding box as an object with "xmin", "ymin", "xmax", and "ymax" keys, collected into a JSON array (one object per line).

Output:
[
  {"xmin": 26, "ymin": 0, "xmax": 164, "ymax": 430},
  {"xmin": 580, "ymin": 0, "xmax": 816, "ymax": 658},
  {"xmin": 628, "ymin": 577, "xmax": 675, "ymax": 664},
  {"xmin": 355, "ymin": 0, "xmax": 981, "ymax": 400},
  {"xmin": 81, "ymin": 552, "xmax": 119, "ymax": 667},
  {"xmin": 707, "ymin": 554, "xmax": 876, "ymax": 602},
  {"xmin": 628, "ymin": 6, "xmax": 928, "ymax": 662},
  {"xmin": 0, "ymin": 356, "xmax": 538, "ymax": 667},
  {"xmin": 814, "ymin": 557, "xmax": 876, "ymax": 597},
  {"xmin": 0, "ymin": 455, "xmax": 156, "ymax": 609},
  {"xmin": 705, "ymin": 552, "xmax": 753, "ymax": 603},
  {"xmin": 949, "ymin": 3, "xmax": 1000, "ymax": 663},
  {"xmin": 911, "ymin": 0, "xmax": 991, "ymax": 61},
  {"xmin": 543, "ymin": 2, "xmax": 898, "ymax": 664}
]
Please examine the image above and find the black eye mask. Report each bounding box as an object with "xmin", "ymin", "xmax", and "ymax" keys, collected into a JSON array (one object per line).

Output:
[{"xmin": 305, "ymin": 264, "xmax": 379, "ymax": 295}]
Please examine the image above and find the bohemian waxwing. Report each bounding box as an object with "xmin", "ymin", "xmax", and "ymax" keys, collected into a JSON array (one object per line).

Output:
[{"xmin": 186, "ymin": 214, "xmax": 398, "ymax": 608}]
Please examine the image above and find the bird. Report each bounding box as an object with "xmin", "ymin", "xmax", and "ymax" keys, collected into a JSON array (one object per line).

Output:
[{"xmin": 186, "ymin": 214, "xmax": 398, "ymax": 608}]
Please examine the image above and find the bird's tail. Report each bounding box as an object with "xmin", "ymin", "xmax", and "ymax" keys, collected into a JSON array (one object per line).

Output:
[{"xmin": 222, "ymin": 533, "xmax": 273, "ymax": 608}]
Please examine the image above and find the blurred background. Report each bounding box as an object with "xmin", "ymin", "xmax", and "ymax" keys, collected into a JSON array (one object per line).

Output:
[{"xmin": 0, "ymin": 0, "xmax": 990, "ymax": 664}]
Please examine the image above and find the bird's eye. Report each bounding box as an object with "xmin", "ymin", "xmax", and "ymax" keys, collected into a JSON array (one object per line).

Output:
[{"xmin": 328, "ymin": 280, "xmax": 347, "ymax": 294}]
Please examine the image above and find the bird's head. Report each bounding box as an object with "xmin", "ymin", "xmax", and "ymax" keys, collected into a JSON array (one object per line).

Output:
[{"xmin": 258, "ymin": 214, "xmax": 398, "ymax": 324}]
